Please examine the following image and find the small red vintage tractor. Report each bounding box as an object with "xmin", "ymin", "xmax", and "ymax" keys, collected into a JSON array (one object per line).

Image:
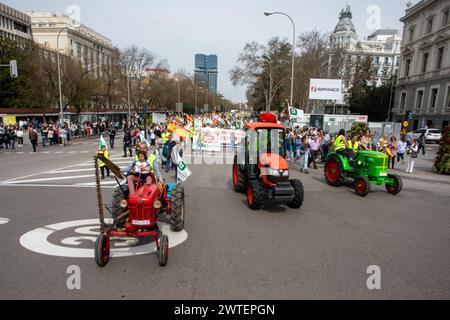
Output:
[
  {"xmin": 94, "ymin": 152, "xmax": 185, "ymax": 267},
  {"xmin": 232, "ymin": 113, "xmax": 304, "ymax": 210}
]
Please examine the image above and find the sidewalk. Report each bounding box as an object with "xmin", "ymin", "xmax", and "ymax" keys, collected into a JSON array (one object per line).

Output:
[
  {"xmin": 291, "ymin": 144, "xmax": 450, "ymax": 185},
  {"xmin": 391, "ymin": 145, "xmax": 450, "ymax": 185}
]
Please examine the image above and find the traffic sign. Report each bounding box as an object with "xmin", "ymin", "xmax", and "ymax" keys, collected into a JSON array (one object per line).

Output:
[
  {"xmin": 403, "ymin": 121, "xmax": 409, "ymax": 128},
  {"xmin": 401, "ymin": 129, "xmax": 407, "ymax": 135}
]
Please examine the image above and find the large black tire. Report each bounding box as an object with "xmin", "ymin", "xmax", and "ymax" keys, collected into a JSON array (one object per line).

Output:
[
  {"xmin": 233, "ymin": 155, "xmax": 246, "ymax": 193},
  {"xmin": 111, "ymin": 185, "xmax": 129, "ymax": 226},
  {"xmin": 158, "ymin": 235, "xmax": 169, "ymax": 267},
  {"xmin": 111, "ymin": 185, "xmax": 128, "ymax": 216},
  {"xmin": 287, "ymin": 179, "xmax": 304, "ymax": 209},
  {"xmin": 247, "ymin": 181, "xmax": 265, "ymax": 210},
  {"xmin": 170, "ymin": 185, "xmax": 185, "ymax": 232},
  {"xmin": 95, "ymin": 234, "xmax": 110, "ymax": 267},
  {"xmin": 385, "ymin": 174, "xmax": 402, "ymax": 195},
  {"xmin": 354, "ymin": 176, "xmax": 370, "ymax": 197},
  {"xmin": 325, "ymin": 155, "xmax": 344, "ymax": 187}
]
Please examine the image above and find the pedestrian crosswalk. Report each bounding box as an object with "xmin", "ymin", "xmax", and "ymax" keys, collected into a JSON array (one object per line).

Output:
[{"xmin": 0, "ymin": 155, "xmax": 133, "ymax": 189}]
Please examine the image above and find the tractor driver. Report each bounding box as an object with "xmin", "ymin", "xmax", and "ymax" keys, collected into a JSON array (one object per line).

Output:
[
  {"xmin": 127, "ymin": 150, "xmax": 164, "ymax": 196},
  {"xmin": 334, "ymin": 129, "xmax": 356, "ymax": 164}
]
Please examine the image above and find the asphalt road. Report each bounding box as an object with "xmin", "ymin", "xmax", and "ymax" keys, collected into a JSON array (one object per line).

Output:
[{"xmin": 0, "ymin": 138, "xmax": 449, "ymax": 300}]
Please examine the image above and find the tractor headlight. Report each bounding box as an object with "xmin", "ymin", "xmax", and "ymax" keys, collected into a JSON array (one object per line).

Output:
[
  {"xmin": 265, "ymin": 168, "xmax": 289, "ymax": 177},
  {"xmin": 153, "ymin": 200, "xmax": 162, "ymax": 209},
  {"xmin": 265, "ymin": 168, "xmax": 280, "ymax": 176},
  {"xmin": 120, "ymin": 199, "xmax": 128, "ymax": 208}
]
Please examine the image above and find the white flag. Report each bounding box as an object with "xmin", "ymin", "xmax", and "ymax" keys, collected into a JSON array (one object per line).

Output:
[
  {"xmin": 289, "ymin": 107, "xmax": 304, "ymax": 121},
  {"xmin": 175, "ymin": 153, "xmax": 192, "ymax": 182}
]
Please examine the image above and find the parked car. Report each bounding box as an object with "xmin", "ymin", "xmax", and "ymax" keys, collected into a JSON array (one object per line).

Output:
[{"xmin": 411, "ymin": 128, "xmax": 442, "ymax": 144}]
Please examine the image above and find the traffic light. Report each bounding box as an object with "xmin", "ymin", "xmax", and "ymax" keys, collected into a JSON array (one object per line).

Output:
[
  {"xmin": 406, "ymin": 111, "xmax": 413, "ymax": 121},
  {"xmin": 9, "ymin": 60, "xmax": 18, "ymax": 78}
]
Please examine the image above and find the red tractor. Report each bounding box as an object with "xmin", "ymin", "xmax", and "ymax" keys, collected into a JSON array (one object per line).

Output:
[
  {"xmin": 232, "ymin": 114, "xmax": 304, "ymax": 210},
  {"xmin": 94, "ymin": 153, "xmax": 185, "ymax": 268}
]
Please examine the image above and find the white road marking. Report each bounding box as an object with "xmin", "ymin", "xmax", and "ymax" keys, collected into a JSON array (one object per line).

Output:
[
  {"xmin": 75, "ymin": 181, "xmax": 120, "ymax": 186},
  {"xmin": 0, "ymin": 217, "xmax": 10, "ymax": 225},
  {"xmin": 48, "ymin": 168, "xmax": 94, "ymax": 174},
  {"xmin": 6, "ymin": 174, "xmax": 94, "ymax": 184},
  {"xmin": 0, "ymin": 184, "xmax": 117, "ymax": 189},
  {"xmin": 20, "ymin": 219, "xmax": 188, "ymax": 258}
]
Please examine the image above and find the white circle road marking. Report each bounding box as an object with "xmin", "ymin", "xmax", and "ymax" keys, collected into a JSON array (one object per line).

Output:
[
  {"xmin": 20, "ymin": 219, "xmax": 188, "ymax": 258},
  {"xmin": 0, "ymin": 218, "xmax": 10, "ymax": 225}
]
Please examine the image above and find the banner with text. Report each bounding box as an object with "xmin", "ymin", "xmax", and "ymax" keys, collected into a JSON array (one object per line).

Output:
[{"xmin": 309, "ymin": 79, "xmax": 343, "ymax": 101}]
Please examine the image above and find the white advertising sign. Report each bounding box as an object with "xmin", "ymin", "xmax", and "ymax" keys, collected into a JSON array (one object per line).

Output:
[
  {"xmin": 152, "ymin": 113, "xmax": 167, "ymax": 124},
  {"xmin": 309, "ymin": 79, "xmax": 343, "ymax": 101}
]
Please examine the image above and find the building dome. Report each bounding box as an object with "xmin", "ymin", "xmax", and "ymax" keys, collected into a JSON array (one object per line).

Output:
[{"xmin": 334, "ymin": 5, "xmax": 356, "ymax": 33}]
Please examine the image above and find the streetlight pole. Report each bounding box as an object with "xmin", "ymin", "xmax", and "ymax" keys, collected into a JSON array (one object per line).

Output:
[
  {"xmin": 56, "ymin": 24, "xmax": 80, "ymax": 126},
  {"xmin": 264, "ymin": 11, "xmax": 296, "ymax": 107},
  {"xmin": 57, "ymin": 28, "xmax": 68, "ymax": 126}
]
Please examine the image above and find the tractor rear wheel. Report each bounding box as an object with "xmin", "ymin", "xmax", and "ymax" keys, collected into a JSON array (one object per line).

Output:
[
  {"xmin": 247, "ymin": 181, "xmax": 265, "ymax": 210},
  {"xmin": 95, "ymin": 234, "xmax": 110, "ymax": 267},
  {"xmin": 170, "ymin": 185, "xmax": 185, "ymax": 232},
  {"xmin": 325, "ymin": 156, "xmax": 344, "ymax": 187},
  {"xmin": 287, "ymin": 179, "xmax": 304, "ymax": 209},
  {"xmin": 158, "ymin": 235, "xmax": 169, "ymax": 267},
  {"xmin": 233, "ymin": 155, "xmax": 246, "ymax": 193},
  {"xmin": 385, "ymin": 174, "xmax": 402, "ymax": 195},
  {"xmin": 354, "ymin": 176, "xmax": 370, "ymax": 197}
]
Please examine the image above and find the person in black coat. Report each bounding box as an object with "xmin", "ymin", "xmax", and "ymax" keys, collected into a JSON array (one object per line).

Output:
[{"xmin": 123, "ymin": 128, "xmax": 133, "ymax": 157}]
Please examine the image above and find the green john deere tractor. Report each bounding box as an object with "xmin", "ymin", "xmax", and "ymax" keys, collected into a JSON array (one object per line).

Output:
[{"xmin": 324, "ymin": 150, "xmax": 402, "ymax": 197}]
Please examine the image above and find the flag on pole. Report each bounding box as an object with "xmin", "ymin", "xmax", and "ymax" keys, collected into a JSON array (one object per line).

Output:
[
  {"xmin": 289, "ymin": 107, "xmax": 304, "ymax": 121},
  {"xmin": 175, "ymin": 153, "xmax": 192, "ymax": 182},
  {"xmin": 186, "ymin": 114, "xmax": 194, "ymax": 123},
  {"xmin": 99, "ymin": 134, "xmax": 107, "ymax": 149}
]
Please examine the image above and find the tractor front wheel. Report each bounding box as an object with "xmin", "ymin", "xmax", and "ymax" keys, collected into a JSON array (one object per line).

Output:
[
  {"xmin": 247, "ymin": 181, "xmax": 265, "ymax": 210},
  {"xmin": 170, "ymin": 185, "xmax": 185, "ymax": 232},
  {"xmin": 385, "ymin": 174, "xmax": 402, "ymax": 195},
  {"xmin": 354, "ymin": 176, "xmax": 370, "ymax": 197},
  {"xmin": 233, "ymin": 155, "xmax": 246, "ymax": 193},
  {"xmin": 287, "ymin": 179, "xmax": 304, "ymax": 209},
  {"xmin": 95, "ymin": 234, "xmax": 110, "ymax": 267},
  {"xmin": 325, "ymin": 156, "xmax": 343, "ymax": 187},
  {"xmin": 158, "ymin": 235, "xmax": 169, "ymax": 267}
]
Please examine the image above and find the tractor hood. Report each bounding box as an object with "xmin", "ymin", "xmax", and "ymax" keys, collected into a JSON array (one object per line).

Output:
[{"xmin": 259, "ymin": 153, "xmax": 289, "ymax": 170}]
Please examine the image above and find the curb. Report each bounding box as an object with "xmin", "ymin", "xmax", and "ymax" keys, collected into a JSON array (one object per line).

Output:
[{"xmin": 394, "ymin": 173, "xmax": 450, "ymax": 185}]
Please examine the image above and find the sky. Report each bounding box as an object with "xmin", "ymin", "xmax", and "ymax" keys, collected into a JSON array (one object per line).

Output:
[{"xmin": 5, "ymin": 0, "xmax": 415, "ymax": 103}]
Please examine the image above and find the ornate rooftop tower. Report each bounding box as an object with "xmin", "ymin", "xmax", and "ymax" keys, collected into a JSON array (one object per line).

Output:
[{"xmin": 331, "ymin": 4, "xmax": 358, "ymax": 49}]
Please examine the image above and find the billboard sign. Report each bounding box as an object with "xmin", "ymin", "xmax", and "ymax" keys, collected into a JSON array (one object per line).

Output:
[{"xmin": 309, "ymin": 79, "xmax": 343, "ymax": 101}]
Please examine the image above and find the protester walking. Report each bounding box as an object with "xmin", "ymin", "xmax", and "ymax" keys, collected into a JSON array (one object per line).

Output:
[
  {"xmin": 29, "ymin": 128, "xmax": 38, "ymax": 152},
  {"xmin": 406, "ymin": 138, "xmax": 419, "ymax": 174},
  {"xmin": 418, "ymin": 133, "xmax": 426, "ymax": 156},
  {"xmin": 108, "ymin": 127, "xmax": 117, "ymax": 149}
]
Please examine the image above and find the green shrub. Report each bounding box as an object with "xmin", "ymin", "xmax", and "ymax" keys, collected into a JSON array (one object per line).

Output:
[
  {"xmin": 434, "ymin": 126, "xmax": 450, "ymax": 175},
  {"xmin": 351, "ymin": 123, "xmax": 369, "ymax": 138}
]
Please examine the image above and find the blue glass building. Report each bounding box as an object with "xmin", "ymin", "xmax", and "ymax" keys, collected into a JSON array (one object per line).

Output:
[{"xmin": 195, "ymin": 54, "xmax": 218, "ymax": 94}]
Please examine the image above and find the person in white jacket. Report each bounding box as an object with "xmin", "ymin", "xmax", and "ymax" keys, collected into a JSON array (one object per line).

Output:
[{"xmin": 406, "ymin": 138, "xmax": 419, "ymax": 174}]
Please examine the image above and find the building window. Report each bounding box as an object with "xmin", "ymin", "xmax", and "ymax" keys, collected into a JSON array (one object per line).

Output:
[
  {"xmin": 443, "ymin": 10, "xmax": 449, "ymax": 27},
  {"xmin": 400, "ymin": 92, "xmax": 407, "ymax": 112},
  {"xmin": 429, "ymin": 88, "xmax": 438, "ymax": 111},
  {"xmin": 385, "ymin": 57, "xmax": 389, "ymax": 65},
  {"xmin": 405, "ymin": 58, "xmax": 411, "ymax": 76},
  {"xmin": 427, "ymin": 17, "xmax": 434, "ymax": 34},
  {"xmin": 416, "ymin": 90, "xmax": 424, "ymax": 111},
  {"xmin": 446, "ymin": 86, "xmax": 450, "ymax": 109},
  {"xmin": 422, "ymin": 53, "xmax": 429, "ymax": 73},
  {"xmin": 409, "ymin": 27, "xmax": 415, "ymax": 42},
  {"xmin": 437, "ymin": 47, "xmax": 444, "ymax": 69}
]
